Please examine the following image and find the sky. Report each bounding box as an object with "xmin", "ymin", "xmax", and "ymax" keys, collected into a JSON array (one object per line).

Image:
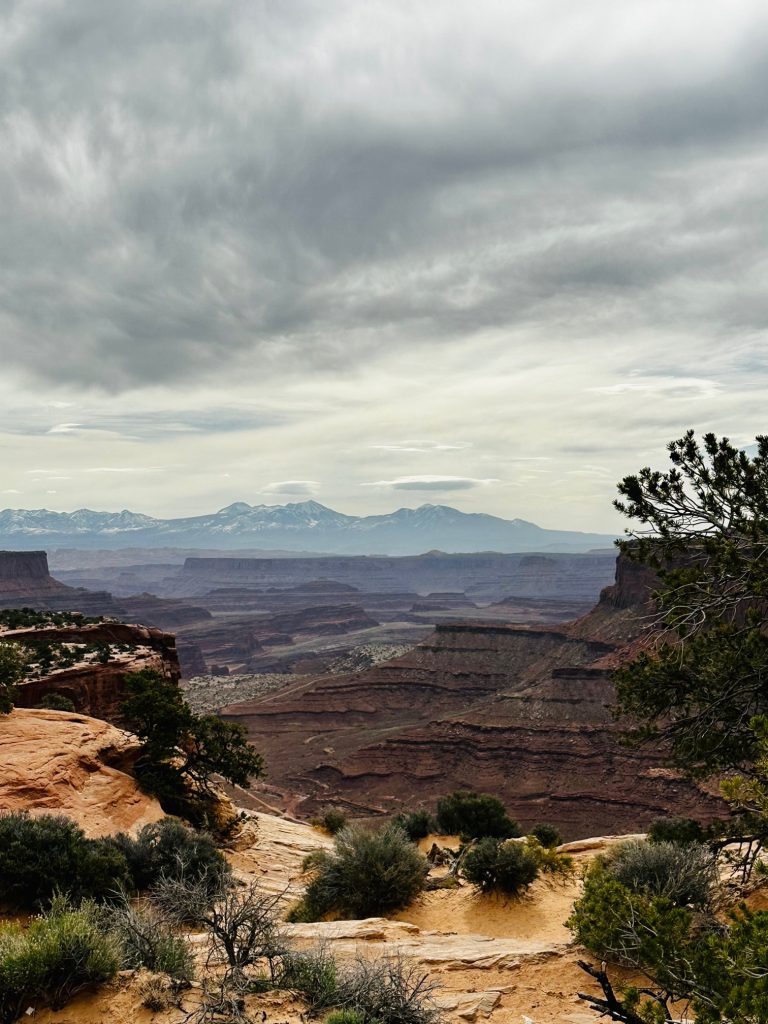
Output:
[{"xmin": 1, "ymin": 0, "xmax": 767, "ymax": 532}]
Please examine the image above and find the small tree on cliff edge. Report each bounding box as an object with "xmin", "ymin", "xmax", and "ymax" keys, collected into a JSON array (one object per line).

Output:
[
  {"xmin": 569, "ymin": 431, "xmax": 768, "ymax": 1023},
  {"xmin": 0, "ymin": 642, "xmax": 27, "ymax": 714},
  {"xmin": 613, "ymin": 430, "xmax": 768, "ymax": 775},
  {"xmin": 120, "ymin": 669, "xmax": 264, "ymax": 822}
]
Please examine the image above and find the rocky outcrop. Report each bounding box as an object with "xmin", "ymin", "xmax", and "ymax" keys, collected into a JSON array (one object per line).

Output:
[
  {"xmin": 0, "ymin": 549, "xmax": 125, "ymax": 618},
  {"xmin": 0, "ymin": 708, "xmax": 163, "ymax": 835},
  {"xmin": 223, "ymin": 555, "xmax": 723, "ymax": 837},
  {"xmin": 9, "ymin": 621, "xmax": 181, "ymax": 722}
]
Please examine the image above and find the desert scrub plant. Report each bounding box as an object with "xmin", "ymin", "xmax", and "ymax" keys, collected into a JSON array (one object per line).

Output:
[
  {"xmin": 461, "ymin": 838, "xmax": 539, "ymax": 895},
  {"xmin": 391, "ymin": 810, "xmax": 436, "ymax": 842},
  {"xmin": 435, "ymin": 791, "xmax": 519, "ymax": 840},
  {"xmin": 36, "ymin": 692, "xmax": 77, "ymax": 712},
  {"xmin": 0, "ymin": 897, "xmax": 120, "ymax": 1023},
  {"xmin": 647, "ymin": 815, "xmax": 707, "ymax": 846},
  {"xmin": 604, "ymin": 839, "xmax": 718, "ymax": 909},
  {"xmin": 0, "ymin": 640, "xmax": 27, "ymax": 714},
  {"xmin": 0, "ymin": 812, "xmax": 131, "ymax": 910},
  {"xmin": 112, "ymin": 816, "xmax": 230, "ymax": 898},
  {"xmin": 324, "ymin": 1012, "xmax": 367, "ymax": 1024},
  {"xmin": 278, "ymin": 945, "xmax": 340, "ymax": 1013},
  {"xmin": 108, "ymin": 897, "xmax": 195, "ymax": 981},
  {"xmin": 337, "ymin": 953, "xmax": 444, "ymax": 1024},
  {"xmin": 529, "ymin": 823, "xmax": 561, "ymax": 848},
  {"xmin": 299, "ymin": 825, "xmax": 427, "ymax": 920},
  {"xmin": 137, "ymin": 971, "xmax": 186, "ymax": 1011},
  {"xmin": 311, "ymin": 807, "xmax": 349, "ymax": 835},
  {"xmin": 151, "ymin": 875, "xmax": 286, "ymax": 983},
  {"xmin": 523, "ymin": 837, "xmax": 574, "ymax": 877}
]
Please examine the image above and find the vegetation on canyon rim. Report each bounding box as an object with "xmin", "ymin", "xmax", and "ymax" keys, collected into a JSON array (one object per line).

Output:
[
  {"xmin": 120, "ymin": 667, "xmax": 265, "ymax": 827},
  {"xmin": 289, "ymin": 824, "xmax": 429, "ymax": 922},
  {"xmin": 0, "ymin": 813, "xmax": 229, "ymax": 912},
  {"xmin": 569, "ymin": 431, "xmax": 768, "ymax": 1023}
]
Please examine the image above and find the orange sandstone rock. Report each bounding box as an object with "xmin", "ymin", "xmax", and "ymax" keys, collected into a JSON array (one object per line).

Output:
[{"xmin": 0, "ymin": 707, "xmax": 163, "ymax": 836}]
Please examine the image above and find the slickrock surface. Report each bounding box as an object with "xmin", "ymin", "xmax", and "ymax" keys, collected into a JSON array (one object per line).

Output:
[
  {"xmin": 229, "ymin": 810, "xmax": 334, "ymax": 896},
  {"xmin": 27, "ymin": 811, "xmax": 634, "ymax": 1023},
  {"xmin": 228, "ymin": 815, "xmax": 625, "ymax": 1023},
  {"xmin": 0, "ymin": 708, "xmax": 163, "ymax": 835}
]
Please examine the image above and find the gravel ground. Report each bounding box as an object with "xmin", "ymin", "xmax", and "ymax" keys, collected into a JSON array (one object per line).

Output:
[{"xmin": 182, "ymin": 641, "xmax": 415, "ymax": 713}]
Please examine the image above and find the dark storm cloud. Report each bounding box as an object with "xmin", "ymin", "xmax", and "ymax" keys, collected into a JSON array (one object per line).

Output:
[{"xmin": 2, "ymin": 0, "xmax": 768, "ymax": 390}]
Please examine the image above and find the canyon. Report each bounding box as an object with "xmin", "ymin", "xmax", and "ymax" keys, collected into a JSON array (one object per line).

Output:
[
  {"xmin": 50, "ymin": 548, "xmax": 617, "ymax": 675},
  {"xmin": 221, "ymin": 555, "xmax": 724, "ymax": 839},
  {"xmin": 0, "ymin": 545, "xmax": 722, "ymax": 840},
  {"xmin": 0, "ymin": 703, "xmax": 632, "ymax": 1024}
]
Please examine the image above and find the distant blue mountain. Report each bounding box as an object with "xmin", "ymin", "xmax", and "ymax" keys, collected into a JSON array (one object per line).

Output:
[{"xmin": 0, "ymin": 500, "xmax": 616, "ymax": 555}]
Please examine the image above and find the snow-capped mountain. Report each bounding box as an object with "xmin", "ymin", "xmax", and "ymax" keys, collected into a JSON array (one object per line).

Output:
[{"xmin": 0, "ymin": 501, "xmax": 616, "ymax": 554}]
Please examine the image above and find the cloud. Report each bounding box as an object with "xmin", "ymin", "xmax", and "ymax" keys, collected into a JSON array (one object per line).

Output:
[
  {"xmin": 590, "ymin": 376, "xmax": 723, "ymax": 399},
  {"xmin": 83, "ymin": 466, "xmax": 166, "ymax": 474},
  {"xmin": 0, "ymin": 2, "xmax": 767, "ymax": 391},
  {"xmin": 0, "ymin": 3, "xmax": 766, "ymax": 533},
  {"xmin": 370, "ymin": 440, "xmax": 472, "ymax": 453},
  {"xmin": 47, "ymin": 423, "xmax": 83, "ymax": 434},
  {"xmin": 364, "ymin": 475, "xmax": 499, "ymax": 491},
  {"xmin": 261, "ymin": 480, "xmax": 320, "ymax": 495}
]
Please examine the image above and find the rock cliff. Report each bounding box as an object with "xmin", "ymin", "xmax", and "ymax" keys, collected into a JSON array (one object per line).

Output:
[
  {"xmin": 8, "ymin": 621, "xmax": 181, "ymax": 722},
  {"xmin": 0, "ymin": 550, "xmax": 123, "ymax": 615}
]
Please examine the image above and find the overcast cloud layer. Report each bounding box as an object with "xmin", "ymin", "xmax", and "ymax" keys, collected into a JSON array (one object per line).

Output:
[{"xmin": 1, "ymin": 0, "xmax": 767, "ymax": 531}]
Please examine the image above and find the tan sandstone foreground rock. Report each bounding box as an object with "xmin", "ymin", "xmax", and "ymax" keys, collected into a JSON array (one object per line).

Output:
[
  {"xmin": 0, "ymin": 707, "xmax": 163, "ymax": 836},
  {"xmin": 0, "ymin": 723, "xmax": 615, "ymax": 1023}
]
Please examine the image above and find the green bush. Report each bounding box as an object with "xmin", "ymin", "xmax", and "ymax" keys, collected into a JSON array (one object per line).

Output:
[
  {"xmin": 325, "ymin": 1012, "xmax": 366, "ymax": 1024},
  {"xmin": 647, "ymin": 816, "xmax": 707, "ymax": 846},
  {"xmin": 435, "ymin": 791, "xmax": 519, "ymax": 840},
  {"xmin": 36, "ymin": 692, "xmax": 77, "ymax": 712},
  {"xmin": 570, "ymin": 866, "xmax": 768, "ymax": 1023},
  {"xmin": 278, "ymin": 946, "xmax": 340, "ymax": 1012},
  {"xmin": 523, "ymin": 837, "xmax": 573, "ymax": 876},
  {"xmin": 311, "ymin": 807, "xmax": 349, "ymax": 835},
  {"xmin": 0, "ymin": 898, "xmax": 119, "ymax": 1023},
  {"xmin": 0, "ymin": 641, "xmax": 27, "ymax": 714},
  {"xmin": 0, "ymin": 813, "xmax": 131, "ymax": 910},
  {"xmin": 112, "ymin": 817, "xmax": 230, "ymax": 895},
  {"xmin": 462, "ymin": 838, "xmax": 539, "ymax": 895},
  {"xmin": 0, "ymin": 812, "xmax": 229, "ymax": 913},
  {"xmin": 604, "ymin": 839, "xmax": 717, "ymax": 908},
  {"xmin": 530, "ymin": 823, "xmax": 561, "ymax": 848},
  {"xmin": 567, "ymin": 866, "xmax": 697, "ymax": 979},
  {"xmin": 391, "ymin": 810, "xmax": 435, "ymax": 843},
  {"xmin": 301, "ymin": 825, "xmax": 427, "ymax": 920}
]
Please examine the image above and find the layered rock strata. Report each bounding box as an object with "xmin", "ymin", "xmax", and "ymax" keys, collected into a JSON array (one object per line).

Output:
[
  {"xmin": 223, "ymin": 556, "xmax": 724, "ymax": 838},
  {"xmin": 8, "ymin": 621, "xmax": 181, "ymax": 722}
]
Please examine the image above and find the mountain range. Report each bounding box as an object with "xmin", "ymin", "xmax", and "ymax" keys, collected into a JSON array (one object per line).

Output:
[{"xmin": 0, "ymin": 501, "xmax": 617, "ymax": 555}]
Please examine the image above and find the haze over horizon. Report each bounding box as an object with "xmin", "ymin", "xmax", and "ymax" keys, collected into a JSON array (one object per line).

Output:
[{"xmin": 2, "ymin": 1, "xmax": 767, "ymax": 532}]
